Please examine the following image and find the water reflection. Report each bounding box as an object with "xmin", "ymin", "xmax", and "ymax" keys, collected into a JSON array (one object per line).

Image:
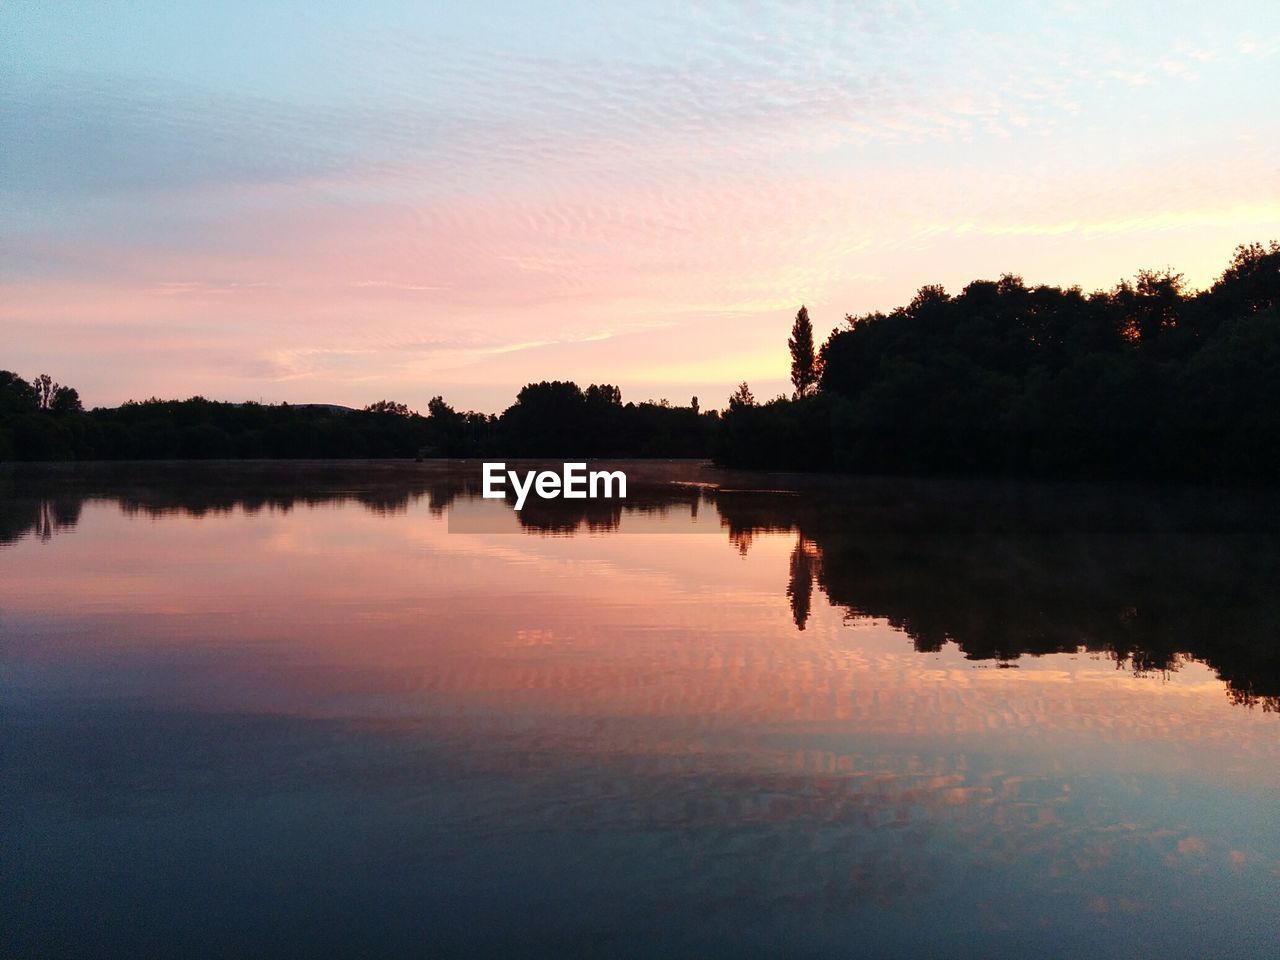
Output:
[
  {"xmin": 5, "ymin": 461, "xmax": 1278, "ymax": 711},
  {"xmin": 3, "ymin": 461, "xmax": 1279, "ymax": 958},
  {"xmin": 712, "ymin": 486, "xmax": 1280, "ymax": 712}
]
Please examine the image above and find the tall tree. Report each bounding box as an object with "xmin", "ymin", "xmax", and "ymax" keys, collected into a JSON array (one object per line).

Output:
[{"xmin": 789, "ymin": 305, "xmax": 817, "ymax": 398}]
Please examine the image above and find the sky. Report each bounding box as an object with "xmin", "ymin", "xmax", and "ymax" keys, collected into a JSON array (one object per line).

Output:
[{"xmin": 3, "ymin": 1, "xmax": 1279, "ymax": 413}]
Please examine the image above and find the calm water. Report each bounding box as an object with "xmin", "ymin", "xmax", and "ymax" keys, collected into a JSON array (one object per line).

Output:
[{"xmin": 3, "ymin": 462, "xmax": 1278, "ymax": 959}]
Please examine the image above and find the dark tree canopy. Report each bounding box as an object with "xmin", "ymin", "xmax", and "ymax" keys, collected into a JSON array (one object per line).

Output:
[
  {"xmin": 718, "ymin": 241, "xmax": 1280, "ymax": 481},
  {"xmin": 0, "ymin": 370, "xmax": 38, "ymax": 414},
  {"xmin": 50, "ymin": 386, "xmax": 82, "ymax": 414},
  {"xmin": 364, "ymin": 400, "xmax": 412, "ymax": 416},
  {"xmin": 0, "ymin": 373, "xmax": 715, "ymax": 462}
]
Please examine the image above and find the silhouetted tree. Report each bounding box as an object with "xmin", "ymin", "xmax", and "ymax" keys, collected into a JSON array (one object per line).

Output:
[
  {"xmin": 50, "ymin": 385, "xmax": 82, "ymax": 414},
  {"xmin": 0, "ymin": 371, "xmax": 38, "ymax": 413},
  {"xmin": 789, "ymin": 305, "xmax": 818, "ymax": 397},
  {"xmin": 1210, "ymin": 241, "xmax": 1280, "ymax": 317},
  {"xmin": 729, "ymin": 382, "xmax": 756, "ymax": 409},
  {"xmin": 32, "ymin": 373, "xmax": 55, "ymax": 410},
  {"xmin": 720, "ymin": 242, "xmax": 1280, "ymax": 480},
  {"xmin": 585, "ymin": 383, "xmax": 622, "ymax": 407},
  {"xmin": 1115, "ymin": 268, "xmax": 1183, "ymax": 343},
  {"xmin": 426, "ymin": 396, "xmax": 455, "ymax": 419},
  {"xmin": 425, "ymin": 395, "xmax": 467, "ymax": 455}
]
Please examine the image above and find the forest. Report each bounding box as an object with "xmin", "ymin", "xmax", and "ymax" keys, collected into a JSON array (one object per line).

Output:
[
  {"xmin": 0, "ymin": 377, "xmax": 715, "ymax": 462},
  {"xmin": 3, "ymin": 241, "xmax": 1277, "ymax": 481},
  {"xmin": 721, "ymin": 241, "xmax": 1280, "ymax": 480}
]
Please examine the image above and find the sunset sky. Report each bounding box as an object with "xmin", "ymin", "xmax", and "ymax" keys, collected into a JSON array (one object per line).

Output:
[{"xmin": 3, "ymin": 1, "xmax": 1278, "ymax": 412}]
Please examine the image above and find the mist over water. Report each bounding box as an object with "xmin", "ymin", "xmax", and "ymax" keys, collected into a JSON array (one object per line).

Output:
[{"xmin": 3, "ymin": 462, "xmax": 1278, "ymax": 959}]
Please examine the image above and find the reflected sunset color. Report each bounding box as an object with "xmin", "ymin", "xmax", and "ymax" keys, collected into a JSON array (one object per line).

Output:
[{"xmin": 3, "ymin": 463, "xmax": 1278, "ymax": 957}]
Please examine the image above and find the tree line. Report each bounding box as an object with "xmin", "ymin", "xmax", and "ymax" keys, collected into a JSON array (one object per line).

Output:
[
  {"xmin": 0, "ymin": 375, "xmax": 717, "ymax": 461},
  {"xmin": 4, "ymin": 241, "xmax": 1277, "ymax": 478},
  {"xmin": 720, "ymin": 241, "xmax": 1280, "ymax": 481}
]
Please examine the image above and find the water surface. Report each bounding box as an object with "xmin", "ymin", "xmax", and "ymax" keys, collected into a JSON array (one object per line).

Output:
[{"xmin": 3, "ymin": 462, "xmax": 1278, "ymax": 958}]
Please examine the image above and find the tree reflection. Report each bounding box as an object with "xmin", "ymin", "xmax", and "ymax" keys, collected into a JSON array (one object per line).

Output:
[
  {"xmin": 0, "ymin": 496, "xmax": 82, "ymax": 544},
  {"xmin": 787, "ymin": 538, "xmax": 818, "ymax": 631},
  {"xmin": 5, "ymin": 462, "xmax": 1277, "ymax": 710},
  {"xmin": 711, "ymin": 481, "xmax": 1280, "ymax": 712}
]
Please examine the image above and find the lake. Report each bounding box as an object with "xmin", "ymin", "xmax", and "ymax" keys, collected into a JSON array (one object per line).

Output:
[{"xmin": 2, "ymin": 461, "xmax": 1278, "ymax": 959}]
